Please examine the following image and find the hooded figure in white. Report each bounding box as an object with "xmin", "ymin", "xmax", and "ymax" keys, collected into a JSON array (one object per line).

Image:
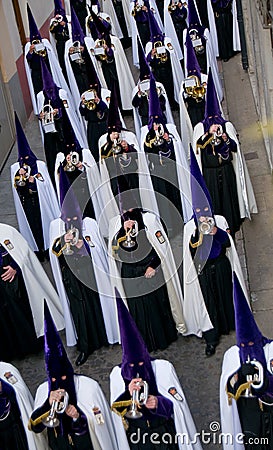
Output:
[
  {"xmin": 29, "ymin": 301, "xmax": 119, "ymax": 449},
  {"xmin": 110, "ymin": 291, "xmax": 202, "ymax": 450}
]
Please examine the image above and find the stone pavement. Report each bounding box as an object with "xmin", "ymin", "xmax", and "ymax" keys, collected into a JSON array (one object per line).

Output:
[{"xmin": 1, "ymin": 52, "xmax": 273, "ymax": 449}]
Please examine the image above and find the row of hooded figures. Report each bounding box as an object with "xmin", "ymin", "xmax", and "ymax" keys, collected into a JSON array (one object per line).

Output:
[{"xmin": 1, "ymin": 0, "xmax": 271, "ymax": 448}]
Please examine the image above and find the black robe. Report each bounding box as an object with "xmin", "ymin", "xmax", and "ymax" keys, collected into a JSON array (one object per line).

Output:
[
  {"xmin": 80, "ymin": 99, "xmax": 108, "ymax": 162},
  {"xmin": 0, "ymin": 246, "xmax": 41, "ymax": 361},
  {"xmin": 114, "ymin": 210, "xmax": 178, "ymax": 352},
  {"xmin": 197, "ymin": 126, "xmax": 241, "ymax": 236},
  {"xmin": 144, "ymin": 130, "xmax": 183, "ymax": 232},
  {"xmin": 0, "ymin": 383, "xmax": 29, "ymax": 450},
  {"xmin": 148, "ymin": 51, "xmax": 177, "ymax": 108},
  {"xmin": 64, "ymin": 165, "xmax": 96, "ymax": 220},
  {"xmin": 227, "ymin": 369, "xmax": 273, "ymax": 449},
  {"xmin": 211, "ymin": 0, "xmax": 235, "ymax": 61},
  {"xmin": 52, "ymin": 236, "xmax": 108, "ymax": 355},
  {"xmin": 190, "ymin": 227, "xmax": 234, "ymax": 346},
  {"xmin": 50, "ymin": 22, "xmax": 70, "ymax": 82}
]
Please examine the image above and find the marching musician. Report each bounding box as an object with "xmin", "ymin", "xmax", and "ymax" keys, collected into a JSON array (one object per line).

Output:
[
  {"xmin": 11, "ymin": 113, "xmax": 60, "ymax": 261},
  {"xmin": 24, "ymin": 4, "xmax": 71, "ymax": 115},
  {"xmin": 110, "ymin": 292, "xmax": 202, "ymax": 450},
  {"xmin": 79, "ymin": 62, "xmax": 109, "ymax": 162},
  {"xmin": 145, "ymin": 4, "xmax": 183, "ymax": 109},
  {"xmin": 49, "ymin": 0, "xmax": 70, "ymax": 81},
  {"xmin": 0, "ymin": 361, "xmax": 47, "ymax": 449},
  {"xmin": 220, "ymin": 275, "xmax": 273, "ymax": 449},
  {"xmin": 182, "ymin": 147, "xmax": 247, "ymax": 357},
  {"xmin": 29, "ymin": 301, "xmax": 118, "ymax": 449},
  {"xmin": 50, "ymin": 166, "xmax": 119, "ymax": 366},
  {"xmin": 193, "ymin": 69, "xmax": 257, "ymax": 237}
]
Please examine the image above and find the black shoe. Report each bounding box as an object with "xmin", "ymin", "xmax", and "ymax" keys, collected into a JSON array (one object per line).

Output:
[
  {"xmin": 205, "ymin": 344, "xmax": 216, "ymax": 357},
  {"xmin": 75, "ymin": 352, "xmax": 88, "ymax": 366}
]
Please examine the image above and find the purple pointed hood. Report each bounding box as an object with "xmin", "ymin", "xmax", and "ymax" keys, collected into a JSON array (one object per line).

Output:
[
  {"xmin": 54, "ymin": 0, "xmax": 66, "ymax": 17},
  {"xmin": 116, "ymin": 289, "xmax": 158, "ymax": 393},
  {"xmin": 185, "ymin": 29, "xmax": 202, "ymax": 79},
  {"xmin": 138, "ymin": 37, "xmax": 151, "ymax": 81},
  {"xmin": 44, "ymin": 300, "xmax": 77, "ymax": 405},
  {"xmin": 202, "ymin": 68, "xmax": 226, "ymax": 132},
  {"xmin": 27, "ymin": 4, "xmax": 42, "ymax": 42},
  {"xmin": 89, "ymin": 9, "xmax": 111, "ymax": 39},
  {"xmin": 147, "ymin": 2, "xmax": 164, "ymax": 42},
  {"xmin": 233, "ymin": 273, "xmax": 271, "ymax": 368},
  {"xmin": 59, "ymin": 163, "xmax": 83, "ymax": 230},
  {"xmin": 15, "ymin": 112, "xmax": 38, "ymax": 171},
  {"xmin": 190, "ymin": 144, "xmax": 214, "ymax": 221},
  {"xmin": 148, "ymin": 73, "xmax": 165, "ymax": 129},
  {"xmin": 71, "ymin": 5, "xmax": 86, "ymax": 45},
  {"xmin": 40, "ymin": 58, "xmax": 62, "ymax": 106},
  {"xmin": 107, "ymin": 81, "xmax": 122, "ymax": 133},
  {"xmin": 62, "ymin": 110, "xmax": 82, "ymax": 155},
  {"xmin": 187, "ymin": 0, "xmax": 204, "ymax": 35}
]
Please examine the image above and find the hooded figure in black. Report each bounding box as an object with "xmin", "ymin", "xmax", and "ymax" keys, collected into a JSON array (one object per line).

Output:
[
  {"xmin": 51, "ymin": 167, "xmax": 108, "ymax": 366},
  {"xmin": 188, "ymin": 145, "xmax": 234, "ymax": 356},
  {"xmin": 195, "ymin": 69, "xmax": 241, "ymax": 237},
  {"xmin": 29, "ymin": 302, "xmax": 95, "ymax": 449},
  {"xmin": 111, "ymin": 292, "xmax": 179, "ymax": 449},
  {"xmin": 187, "ymin": 0, "xmax": 208, "ymax": 75},
  {"xmin": 50, "ymin": 0, "xmax": 70, "ymax": 81},
  {"xmin": 211, "ymin": 0, "xmax": 236, "ymax": 61},
  {"xmin": 220, "ymin": 274, "xmax": 273, "ymax": 449}
]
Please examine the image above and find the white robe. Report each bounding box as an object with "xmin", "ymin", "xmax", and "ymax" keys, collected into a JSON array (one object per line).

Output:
[
  {"xmin": 49, "ymin": 217, "xmax": 120, "ymax": 346},
  {"xmin": 146, "ymin": 37, "xmax": 185, "ymax": 103},
  {"xmin": 33, "ymin": 376, "xmax": 119, "ymax": 450},
  {"xmin": 163, "ymin": 0, "xmax": 184, "ymax": 61},
  {"xmin": 110, "ymin": 360, "xmax": 203, "ymax": 450},
  {"xmin": 24, "ymin": 39, "xmax": 73, "ymax": 115},
  {"xmin": 85, "ymin": 11, "xmax": 124, "ymax": 39},
  {"xmin": 102, "ymin": 0, "xmax": 132, "ymax": 39},
  {"xmin": 193, "ymin": 0, "xmax": 220, "ymax": 57},
  {"xmin": 220, "ymin": 342, "xmax": 273, "ymax": 450},
  {"xmin": 0, "ymin": 362, "xmax": 48, "ymax": 450},
  {"xmin": 0, "ymin": 223, "xmax": 65, "ymax": 337},
  {"xmin": 11, "ymin": 160, "xmax": 60, "ymax": 252},
  {"xmin": 193, "ymin": 121, "xmax": 258, "ymax": 220},
  {"xmin": 132, "ymin": 80, "xmax": 174, "ymax": 142},
  {"xmin": 183, "ymin": 215, "xmax": 249, "ymax": 337},
  {"xmin": 108, "ymin": 211, "xmax": 186, "ymax": 334},
  {"xmin": 140, "ymin": 123, "xmax": 193, "ymax": 223}
]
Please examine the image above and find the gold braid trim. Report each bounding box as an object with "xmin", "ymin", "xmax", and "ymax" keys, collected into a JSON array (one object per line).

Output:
[
  {"xmin": 144, "ymin": 136, "xmax": 157, "ymax": 148},
  {"xmin": 112, "ymin": 234, "xmax": 128, "ymax": 253},
  {"xmin": 189, "ymin": 233, "xmax": 203, "ymax": 248},
  {"xmin": 111, "ymin": 400, "xmax": 133, "ymax": 431},
  {"xmin": 28, "ymin": 410, "xmax": 51, "ymax": 430},
  {"xmin": 196, "ymin": 134, "xmax": 214, "ymax": 150},
  {"xmin": 51, "ymin": 238, "xmax": 68, "ymax": 257},
  {"xmin": 227, "ymin": 381, "xmax": 252, "ymax": 405}
]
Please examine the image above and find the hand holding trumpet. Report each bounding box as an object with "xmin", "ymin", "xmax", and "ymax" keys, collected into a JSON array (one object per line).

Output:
[{"xmin": 128, "ymin": 378, "xmax": 157, "ymax": 409}]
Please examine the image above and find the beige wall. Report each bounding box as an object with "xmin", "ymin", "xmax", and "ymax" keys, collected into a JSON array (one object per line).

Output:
[{"xmin": 243, "ymin": 0, "xmax": 273, "ymax": 171}]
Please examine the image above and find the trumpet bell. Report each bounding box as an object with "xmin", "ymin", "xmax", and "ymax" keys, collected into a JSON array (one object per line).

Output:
[
  {"xmin": 125, "ymin": 409, "xmax": 143, "ymax": 419},
  {"xmin": 42, "ymin": 415, "xmax": 60, "ymax": 428},
  {"xmin": 198, "ymin": 217, "xmax": 215, "ymax": 235}
]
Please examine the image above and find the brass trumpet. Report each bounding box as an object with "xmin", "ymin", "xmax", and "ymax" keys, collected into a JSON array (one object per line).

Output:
[
  {"xmin": 69, "ymin": 41, "xmax": 84, "ymax": 64},
  {"xmin": 189, "ymin": 29, "xmax": 205, "ymax": 55},
  {"xmin": 64, "ymin": 151, "xmax": 80, "ymax": 172},
  {"xmin": 198, "ymin": 217, "xmax": 215, "ymax": 235},
  {"xmin": 63, "ymin": 225, "xmax": 80, "ymax": 256},
  {"xmin": 92, "ymin": 39, "xmax": 107, "ymax": 61},
  {"xmin": 32, "ymin": 39, "xmax": 47, "ymax": 57},
  {"xmin": 184, "ymin": 75, "xmax": 206, "ymax": 102},
  {"xmin": 241, "ymin": 356, "xmax": 264, "ymax": 398},
  {"xmin": 50, "ymin": 14, "xmax": 64, "ymax": 30},
  {"xmin": 132, "ymin": 0, "xmax": 144, "ymax": 16},
  {"xmin": 153, "ymin": 41, "xmax": 167, "ymax": 63},
  {"xmin": 125, "ymin": 380, "xmax": 149, "ymax": 419},
  {"xmin": 211, "ymin": 125, "xmax": 223, "ymax": 146},
  {"xmin": 120, "ymin": 222, "xmax": 138, "ymax": 249},
  {"xmin": 82, "ymin": 89, "xmax": 97, "ymax": 110},
  {"xmin": 41, "ymin": 102, "xmax": 56, "ymax": 133},
  {"xmin": 42, "ymin": 391, "xmax": 69, "ymax": 428}
]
